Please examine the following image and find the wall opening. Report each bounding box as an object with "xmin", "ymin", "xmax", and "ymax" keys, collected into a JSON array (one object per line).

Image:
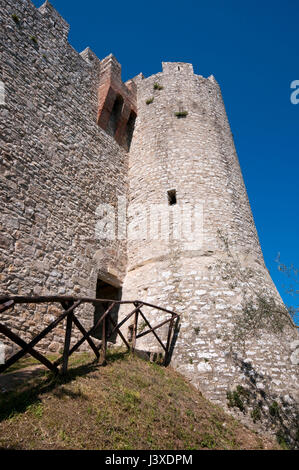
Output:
[
  {"xmin": 107, "ymin": 94, "xmax": 124, "ymax": 137},
  {"xmin": 93, "ymin": 279, "xmax": 122, "ymax": 343},
  {"xmin": 125, "ymin": 110, "xmax": 137, "ymax": 151},
  {"xmin": 167, "ymin": 189, "xmax": 177, "ymax": 206}
]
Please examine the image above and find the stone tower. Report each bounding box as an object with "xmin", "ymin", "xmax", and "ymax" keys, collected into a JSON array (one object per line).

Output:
[{"xmin": 120, "ymin": 61, "xmax": 298, "ymax": 436}]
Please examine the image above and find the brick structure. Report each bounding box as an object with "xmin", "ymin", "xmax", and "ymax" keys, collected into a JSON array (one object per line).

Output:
[
  {"xmin": 0, "ymin": 0, "xmax": 298, "ymax": 445},
  {"xmin": 97, "ymin": 54, "xmax": 137, "ymax": 150}
]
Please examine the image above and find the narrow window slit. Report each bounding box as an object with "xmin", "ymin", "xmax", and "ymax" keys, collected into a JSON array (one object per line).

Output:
[{"xmin": 167, "ymin": 189, "xmax": 177, "ymax": 206}]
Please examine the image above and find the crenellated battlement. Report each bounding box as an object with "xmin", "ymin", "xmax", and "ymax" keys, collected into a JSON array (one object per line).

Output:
[
  {"xmin": 3, "ymin": 0, "xmax": 101, "ymax": 70},
  {"xmin": 38, "ymin": 0, "xmax": 69, "ymax": 39},
  {"xmin": 80, "ymin": 47, "xmax": 101, "ymax": 68},
  {"xmin": 130, "ymin": 61, "xmax": 218, "ymax": 93},
  {"xmin": 162, "ymin": 61, "xmax": 194, "ymax": 74}
]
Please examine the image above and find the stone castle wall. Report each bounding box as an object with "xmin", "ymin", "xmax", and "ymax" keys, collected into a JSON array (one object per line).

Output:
[{"xmin": 0, "ymin": 0, "xmax": 128, "ymax": 353}]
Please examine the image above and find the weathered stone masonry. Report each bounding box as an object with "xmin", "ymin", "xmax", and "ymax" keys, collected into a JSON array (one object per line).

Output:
[
  {"xmin": 120, "ymin": 61, "xmax": 298, "ymax": 440},
  {"xmin": 0, "ymin": 0, "xmax": 129, "ymax": 353},
  {"xmin": 0, "ymin": 0, "xmax": 298, "ymax": 443},
  {"xmin": 120, "ymin": 61, "xmax": 298, "ymax": 441}
]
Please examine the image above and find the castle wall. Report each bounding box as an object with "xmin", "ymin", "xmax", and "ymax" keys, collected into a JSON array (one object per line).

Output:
[
  {"xmin": 121, "ymin": 62, "xmax": 299, "ymax": 440},
  {"xmin": 0, "ymin": 0, "xmax": 128, "ymax": 354}
]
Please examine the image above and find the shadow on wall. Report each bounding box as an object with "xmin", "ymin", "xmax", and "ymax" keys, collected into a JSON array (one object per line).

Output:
[
  {"xmin": 125, "ymin": 111, "xmax": 136, "ymax": 151},
  {"xmin": 165, "ymin": 316, "xmax": 181, "ymax": 367},
  {"xmin": 227, "ymin": 353, "xmax": 299, "ymax": 449},
  {"xmin": 106, "ymin": 94, "xmax": 124, "ymax": 137},
  {"xmin": 133, "ymin": 316, "xmax": 181, "ymax": 367},
  {"xmin": 102, "ymin": 94, "xmax": 136, "ymax": 151}
]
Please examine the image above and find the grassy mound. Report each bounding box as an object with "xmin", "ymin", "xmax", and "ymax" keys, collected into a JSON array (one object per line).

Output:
[{"xmin": 0, "ymin": 350, "xmax": 278, "ymax": 450}]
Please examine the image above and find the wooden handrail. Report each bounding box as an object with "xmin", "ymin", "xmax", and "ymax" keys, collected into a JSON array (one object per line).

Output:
[{"xmin": 0, "ymin": 296, "xmax": 180, "ymax": 377}]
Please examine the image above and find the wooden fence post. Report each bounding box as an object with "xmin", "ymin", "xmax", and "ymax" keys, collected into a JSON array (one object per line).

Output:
[
  {"xmin": 163, "ymin": 316, "xmax": 174, "ymax": 366},
  {"xmin": 99, "ymin": 315, "xmax": 107, "ymax": 365},
  {"xmin": 132, "ymin": 308, "xmax": 139, "ymax": 354},
  {"xmin": 61, "ymin": 302, "xmax": 74, "ymax": 375}
]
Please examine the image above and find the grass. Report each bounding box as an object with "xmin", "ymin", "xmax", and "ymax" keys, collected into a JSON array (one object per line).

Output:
[
  {"xmin": 3, "ymin": 353, "xmax": 60, "ymax": 374},
  {"xmin": 0, "ymin": 350, "xmax": 279, "ymax": 450},
  {"xmin": 175, "ymin": 110, "xmax": 188, "ymax": 118},
  {"xmin": 12, "ymin": 14, "xmax": 20, "ymax": 25},
  {"xmin": 30, "ymin": 36, "xmax": 38, "ymax": 46}
]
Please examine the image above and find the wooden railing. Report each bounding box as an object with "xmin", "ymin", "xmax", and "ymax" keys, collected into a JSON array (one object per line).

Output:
[{"xmin": 0, "ymin": 296, "xmax": 180, "ymax": 375}]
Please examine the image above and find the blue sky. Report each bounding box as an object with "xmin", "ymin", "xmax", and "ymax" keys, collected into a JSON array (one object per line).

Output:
[{"xmin": 34, "ymin": 0, "xmax": 299, "ymax": 317}]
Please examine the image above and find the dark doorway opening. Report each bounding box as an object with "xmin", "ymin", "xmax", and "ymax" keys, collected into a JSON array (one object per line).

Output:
[
  {"xmin": 93, "ymin": 279, "xmax": 122, "ymax": 343},
  {"xmin": 107, "ymin": 94, "xmax": 124, "ymax": 137}
]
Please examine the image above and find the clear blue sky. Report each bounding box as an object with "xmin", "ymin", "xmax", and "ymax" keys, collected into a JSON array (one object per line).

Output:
[{"xmin": 33, "ymin": 0, "xmax": 299, "ymax": 316}]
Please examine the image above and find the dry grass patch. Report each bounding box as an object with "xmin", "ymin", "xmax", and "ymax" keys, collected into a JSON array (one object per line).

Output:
[{"xmin": 0, "ymin": 349, "xmax": 278, "ymax": 450}]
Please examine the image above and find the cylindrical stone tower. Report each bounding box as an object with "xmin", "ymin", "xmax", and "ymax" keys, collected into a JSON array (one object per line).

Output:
[{"xmin": 121, "ymin": 62, "xmax": 298, "ymax": 440}]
